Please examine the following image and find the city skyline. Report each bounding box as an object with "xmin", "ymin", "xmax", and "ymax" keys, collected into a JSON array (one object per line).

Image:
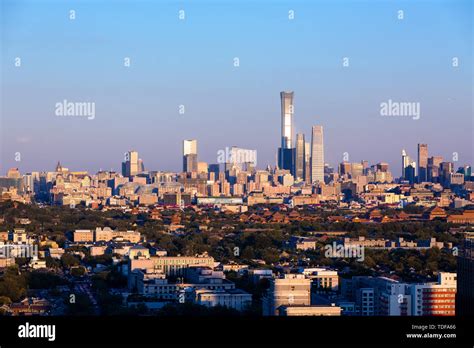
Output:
[
  {"xmin": 1, "ymin": 89, "xmax": 472, "ymax": 176},
  {"xmin": 1, "ymin": 125, "xmax": 472, "ymax": 176},
  {"xmin": 1, "ymin": 0, "xmax": 472, "ymax": 174}
]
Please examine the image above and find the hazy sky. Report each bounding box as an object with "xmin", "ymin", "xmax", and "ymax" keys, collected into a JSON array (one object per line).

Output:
[{"xmin": 1, "ymin": 0, "xmax": 472, "ymax": 176}]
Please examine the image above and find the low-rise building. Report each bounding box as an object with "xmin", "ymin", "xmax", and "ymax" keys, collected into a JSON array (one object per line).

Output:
[
  {"xmin": 289, "ymin": 236, "xmax": 317, "ymax": 251},
  {"xmin": 73, "ymin": 229, "xmax": 94, "ymax": 242},
  {"xmin": 298, "ymin": 268, "xmax": 339, "ymax": 291},
  {"xmin": 194, "ymin": 289, "xmax": 252, "ymax": 311}
]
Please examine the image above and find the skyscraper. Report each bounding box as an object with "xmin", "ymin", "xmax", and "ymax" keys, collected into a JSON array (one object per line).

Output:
[
  {"xmin": 401, "ymin": 149, "xmax": 411, "ymax": 179},
  {"xmin": 405, "ymin": 163, "xmax": 416, "ymax": 184},
  {"xmin": 278, "ymin": 91, "xmax": 295, "ymax": 172},
  {"xmin": 351, "ymin": 163, "xmax": 363, "ymax": 179},
  {"xmin": 457, "ymin": 165, "xmax": 472, "ymax": 180},
  {"xmin": 295, "ymin": 133, "xmax": 305, "ymax": 181},
  {"xmin": 304, "ymin": 142, "xmax": 311, "ymax": 183},
  {"xmin": 183, "ymin": 139, "xmax": 198, "ymax": 173},
  {"xmin": 138, "ymin": 158, "xmax": 145, "ymax": 172},
  {"xmin": 417, "ymin": 144, "xmax": 428, "ymax": 183},
  {"xmin": 440, "ymin": 161, "xmax": 454, "ymax": 186},
  {"xmin": 310, "ymin": 125, "xmax": 324, "ymax": 183},
  {"xmin": 361, "ymin": 160, "xmax": 369, "ymax": 175},
  {"xmin": 339, "ymin": 162, "xmax": 351, "ymax": 176},
  {"xmin": 428, "ymin": 156, "xmax": 443, "ymax": 182},
  {"xmin": 280, "ymin": 91, "xmax": 294, "ymax": 149},
  {"xmin": 224, "ymin": 147, "xmax": 257, "ymax": 172},
  {"xmin": 376, "ymin": 162, "xmax": 389, "ymax": 172},
  {"xmin": 122, "ymin": 150, "xmax": 139, "ymax": 177}
]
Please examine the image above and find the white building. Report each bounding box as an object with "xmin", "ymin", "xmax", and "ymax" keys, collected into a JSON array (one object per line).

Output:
[
  {"xmin": 310, "ymin": 125, "xmax": 324, "ymax": 183},
  {"xmin": 195, "ymin": 289, "xmax": 252, "ymax": 311},
  {"xmin": 262, "ymin": 274, "xmax": 311, "ymax": 316}
]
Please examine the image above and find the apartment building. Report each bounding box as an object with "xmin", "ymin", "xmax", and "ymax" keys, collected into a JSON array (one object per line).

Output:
[
  {"xmin": 73, "ymin": 227, "xmax": 140, "ymax": 243},
  {"xmin": 345, "ymin": 273, "xmax": 457, "ymax": 316},
  {"xmin": 298, "ymin": 267, "xmax": 339, "ymax": 291},
  {"xmin": 410, "ymin": 273, "xmax": 456, "ymax": 316},
  {"xmin": 262, "ymin": 274, "xmax": 311, "ymax": 316}
]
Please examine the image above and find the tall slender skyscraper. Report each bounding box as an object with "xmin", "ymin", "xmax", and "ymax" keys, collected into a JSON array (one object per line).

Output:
[
  {"xmin": 304, "ymin": 142, "xmax": 311, "ymax": 183},
  {"xmin": 401, "ymin": 149, "xmax": 410, "ymax": 179},
  {"xmin": 417, "ymin": 143, "xmax": 428, "ymax": 183},
  {"xmin": 295, "ymin": 133, "xmax": 305, "ymax": 180},
  {"xmin": 280, "ymin": 91, "xmax": 294, "ymax": 149},
  {"xmin": 310, "ymin": 125, "xmax": 324, "ymax": 183},
  {"xmin": 122, "ymin": 150, "xmax": 139, "ymax": 177},
  {"xmin": 183, "ymin": 139, "xmax": 198, "ymax": 173},
  {"xmin": 278, "ymin": 91, "xmax": 295, "ymax": 172}
]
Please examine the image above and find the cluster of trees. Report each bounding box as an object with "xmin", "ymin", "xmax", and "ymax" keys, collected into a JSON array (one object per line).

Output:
[
  {"xmin": 0, "ymin": 201, "xmax": 463, "ymax": 298},
  {"xmin": 0, "ymin": 201, "xmax": 141, "ymax": 242},
  {"xmin": 0, "ymin": 266, "xmax": 27, "ymax": 302},
  {"xmin": 151, "ymin": 228, "xmax": 286, "ymax": 265},
  {"xmin": 0, "ymin": 266, "xmax": 69, "ymax": 304},
  {"xmin": 361, "ymin": 248, "xmax": 456, "ymax": 281},
  {"xmin": 28, "ymin": 270, "xmax": 68, "ymax": 289},
  {"xmin": 90, "ymin": 267, "xmax": 128, "ymax": 315}
]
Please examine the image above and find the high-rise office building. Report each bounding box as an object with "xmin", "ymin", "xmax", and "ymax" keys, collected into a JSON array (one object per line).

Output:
[
  {"xmin": 295, "ymin": 134, "xmax": 305, "ymax": 181},
  {"xmin": 351, "ymin": 163, "xmax": 364, "ymax": 179},
  {"xmin": 122, "ymin": 150, "xmax": 139, "ymax": 177},
  {"xmin": 225, "ymin": 147, "xmax": 257, "ymax": 172},
  {"xmin": 278, "ymin": 91, "xmax": 295, "ymax": 172},
  {"xmin": 280, "ymin": 91, "xmax": 294, "ymax": 149},
  {"xmin": 440, "ymin": 161, "xmax": 454, "ymax": 186},
  {"xmin": 138, "ymin": 158, "xmax": 145, "ymax": 172},
  {"xmin": 208, "ymin": 164, "xmax": 220, "ymax": 179},
  {"xmin": 339, "ymin": 162, "xmax": 351, "ymax": 176},
  {"xmin": 457, "ymin": 165, "xmax": 472, "ymax": 180},
  {"xmin": 401, "ymin": 149, "xmax": 411, "ymax": 179},
  {"xmin": 183, "ymin": 140, "xmax": 198, "ymax": 173},
  {"xmin": 405, "ymin": 163, "xmax": 416, "ymax": 184},
  {"xmin": 361, "ymin": 160, "xmax": 369, "ymax": 175},
  {"xmin": 310, "ymin": 125, "xmax": 324, "ymax": 183},
  {"xmin": 427, "ymin": 156, "xmax": 443, "ymax": 182},
  {"xmin": 376, "ymin": 162, "xmax": 389, "ymax": 173},
  {"xmin": 183, "ymin": 139, "xmax": 197, "ymax": 156},
  {"xmin": 304, "ymin": 142, "xmax": 311, "ymax": 183},
  {"xmin": 457, "ymin": 233, "xmax": 474, "ymax": 316},
  {"xmin": 417, "ymin": 144, "xmax": 428, "ymax": 183}
]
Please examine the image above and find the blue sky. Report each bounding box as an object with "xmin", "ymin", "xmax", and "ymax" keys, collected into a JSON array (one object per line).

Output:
[{"xmin": 1, "ymin": 0, "xmax": 472, "ymax": 175}]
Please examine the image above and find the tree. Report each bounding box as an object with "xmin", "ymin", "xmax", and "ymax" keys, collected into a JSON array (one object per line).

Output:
[
  {"xmin": 61, "ymin": 253, "xmax": 80, "ymax": 268},
  {"xmin": 28, "ymin": 271, "xmax": 67, "ymax": 289},
  {"xmin": 242, "ymin": 246, "xmax": 255, "ymax": 260},
  {"xmin": 70, "ymin": 266, "xmax": 86, "ymax": 277},
  {"xmin": 0, "ymin": 266, "xmax": 27, "ymax": 302},
  {"xmin": 0, "ymin": 296, "xmax": 12, "ymax": 305}
]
